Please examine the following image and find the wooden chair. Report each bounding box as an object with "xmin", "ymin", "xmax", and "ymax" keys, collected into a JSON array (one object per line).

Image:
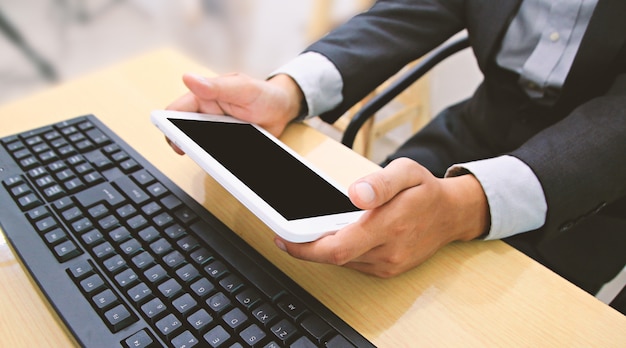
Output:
[
  {"xmin": 306, "ymin": 1, "xmax": 468, "ymax": 159},
  {"xmin": 341, "ymin": 34, "xmax": 471, "ymax": 151}
]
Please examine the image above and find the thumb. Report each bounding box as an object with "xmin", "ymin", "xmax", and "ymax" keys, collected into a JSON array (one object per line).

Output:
[
  {"xmin": 348, "ymin": 157, "xmax": 427, "ymax": 209},
  {"xmin": 182, "ymin": 73, "xmax": 257, "ymax": 105},
  {"xmin": 182, "ymin": 73, "xmax": 219, "ymax": 100}
]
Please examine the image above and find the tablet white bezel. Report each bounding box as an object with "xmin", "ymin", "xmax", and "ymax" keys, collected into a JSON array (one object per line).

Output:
[{"xmin": 150, "ymin": 110, "xmax": 364, "ymax": 243}]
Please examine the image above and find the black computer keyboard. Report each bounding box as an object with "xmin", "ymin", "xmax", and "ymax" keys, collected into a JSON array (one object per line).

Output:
[{"xmin": 0, "ymin": 115, "xmax": 374, "ymax": 348}]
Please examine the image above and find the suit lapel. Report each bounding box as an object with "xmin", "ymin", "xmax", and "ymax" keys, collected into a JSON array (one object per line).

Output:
[
  {"xmin": 562, "ymin": 0, "xmax": 626, "ymax": 96},
  {"xmin": 467, "ymin": 0, "xmax": 522, "ymax": 68}
]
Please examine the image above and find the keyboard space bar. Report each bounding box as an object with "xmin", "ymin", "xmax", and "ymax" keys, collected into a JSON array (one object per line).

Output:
[{"xmin": 75, "ymin": 182, "xmax": 125, "ymax": 208}]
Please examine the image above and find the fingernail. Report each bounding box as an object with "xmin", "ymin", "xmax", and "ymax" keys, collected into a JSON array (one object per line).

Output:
[
  {"xmin": 355, "ymin": 182, "xmax": 376, "ymax": 204},
  {"xmin": 188, "ymin": 73, "xmax": 208, "ymax": 85},
  {"xmin": 274, "ymin": 239, "xmax": 287, "ymax": 252}
]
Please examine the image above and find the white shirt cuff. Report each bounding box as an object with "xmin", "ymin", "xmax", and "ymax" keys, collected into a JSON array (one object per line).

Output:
[
  {"xmin": 446, "ymin": 155, "xmax": 547, "ymax": 240},
  {"xmin": 270, "ymin": 52, "xmax": 343, "ymax": 118}
]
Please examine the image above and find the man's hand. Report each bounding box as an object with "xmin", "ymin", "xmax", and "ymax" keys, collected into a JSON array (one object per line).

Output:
[
  {"xmin": 274, "ymin": 158, "xmax": 490, "ymax": 278},
  {"xmin": 165, "ymin": 72, "xmax": 305, "ymax": 153}
]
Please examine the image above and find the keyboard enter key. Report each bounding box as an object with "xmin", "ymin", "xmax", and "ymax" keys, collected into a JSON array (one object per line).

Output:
[
  {"xmin": 75, "ymin": 182, "xmax": 126, "ymax": 208},
  {"xmin": 113, "ymin": 176, "xmax": 149, "ymax": 205}
]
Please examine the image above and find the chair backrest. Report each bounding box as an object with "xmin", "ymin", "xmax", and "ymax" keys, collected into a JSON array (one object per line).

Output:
[{"xmin": 341, "ymin": 34, "xmax": 470, "ymax": 149}]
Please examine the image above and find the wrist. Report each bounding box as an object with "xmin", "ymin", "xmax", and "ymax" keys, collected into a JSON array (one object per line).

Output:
[
  {"xmin": 444, "ymin": 174, "xmax": 490, "ymax": 241},
  {"xmin": 267, "ymin": 74, "xmax": 307, "ymax": 123}
]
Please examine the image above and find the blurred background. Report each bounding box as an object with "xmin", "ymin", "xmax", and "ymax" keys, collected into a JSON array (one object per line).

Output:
[{"xmin": 0, "ymin": 0, "xmax": 482, "ymax": 163}]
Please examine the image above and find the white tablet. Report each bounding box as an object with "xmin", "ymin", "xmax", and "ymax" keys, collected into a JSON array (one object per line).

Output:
[{"xmin": 150, "ymin": 110, "xmax": 364, "ymax": 243}]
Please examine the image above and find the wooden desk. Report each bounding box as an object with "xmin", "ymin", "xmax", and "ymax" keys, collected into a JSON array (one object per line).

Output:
[{"xmin": 0, "ymin": 48, "xmax": 624, "ymax": 347}]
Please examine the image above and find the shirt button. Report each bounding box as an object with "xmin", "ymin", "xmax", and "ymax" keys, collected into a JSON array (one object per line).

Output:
[{"xmin": 549, "ymin": 31, "xmax": 560, "ymax": 42}]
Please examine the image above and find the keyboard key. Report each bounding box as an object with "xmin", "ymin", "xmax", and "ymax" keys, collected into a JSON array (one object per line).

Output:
[
  {"xmin": 219, "ymin": 274, "xmax": 244, "ymax": 294},
  {"xmin": 235, "ymin": 288, "xmax": 262, "ymax": 309},
  {"xmin": 114, "ymin": 176, "xmax": 150, "ymax": 205},
  {"xmin": 158, "ymin": 278, "xmax": 183, "ymax": 299},
  {"xmin": 127, "ymin": 214, "xmax": 149, "ymax": 231},
  {"xmin": 67, "ymin": 260, "xmax": 94, "ymax": 279},
  {"xmin": 103, "ymin": 254, "xmax": 127, "ymax": 274},
  {"xmin": 187, "ymin": 308, "xmax": 213, "ymax": 332},
  {"xmin": 104, "ymin": 304, "xmax": 136, "ymax": 333},
  {"xmin": 3, "ymin": 174, "xmax": 25, "ymax": 187},
  {"xmin": 146, "ymin": 182, "xmax": 167, "ymax": 197},
  {"xmin": 204, "ymin": 260, "xmax": 228, "ymax": 279},
  {"xmin": 115, "ymin": 268, "xmax": 139, "ymax": 288},
  {"xmin": 80, "ymin": 274, "xmax": 106, "ymax": 294},
  {"xmin": 144, "ymin": 264, "xmax": 168, "ymax": 284},
  {"xmin": 150, "ymin": 238, "xmax": 172, "ymax": 256},
  {"xmin": 325, "ymin": 334, "xmax": 356, "ymax": 348},
  {"xmin": 132, "ymin": 169, "xmax": 155, "ymax": 186},
  {"xmin": 75, "ymin": 182, "xmax": 126, "ymax": 208},
  {"xmin": 175, "ymin": 264, "xmax": 199, "ymax": 283},
  {"xmin": 132, "ymin": 251, "xmax": 155, "ymax": 270},
  {"xmin": 240, "ymin": 324, "xmax": 266, "ymax": 346},
  {"xmin": 98, "ymin": 214, "xmax": 120, "ymax": 230},
  {"xmin": 117, "ymin": 203, "xmax": 138, "ymax": 218},
  {"xmin": 88, "ymin": 203, "xmax": 109, "ymax": 219},
  {"xmin": 252, "ymin": 303, "xmax": 279, "ymax": 327},
  {"xmin": 163, "ymin": 250, "xmax": 185, "ymax": 269},
  {"xmin": 301, "ymin": 315, "xmax": 334, "ymax": 344},
  {"xmin": 190, "ymin": 278, "xmax": 215, "ymax": 298},
  {"xmin": 18, "ymin": 193, "xmax": 43, "ymax": 210},
  {"xmin": 109, "ymin": 226, "xmax": 131, "ymax": 243},
  {"xmin": 82, "ymin": 229, "xmax": 104, "ymax": 246},
  {"xmin": 190, "ymin": 248, "xmax": 214, "ymax": 265},
  {"xmin": 291, "ymin": 336, "xmax": 317, "ymax": 348},
  {"xmin": 223, "ymin": 307, "xmax": 248, "ymax": 330},
  {"xmin": 61, "ymin": 206, "xmax": 83, "ymax": 222},
  {"xmin": 203, "ymin": 325, "xmax": 230, "ymax": 348},
  {"xmin": 92, "ymin": 288, "xmax": 119, "ymax": 311},
  {"xmin": 172, "ymin": 293, "xmax": 197, "ymax": 315},
  {"xmin": 84, "ymin": 149, "xmax": 113, "ymax": 169},
  {"xmin": 35, "ymin": 216, "xmax": 58, "ymax": 233},
  {"xmin": 277, "ymin": 295, "xmax": 309, "ymax": 321},
  {"xmin": 120, "ymin": 238, "xmax": 142, "ymax": 256},
  {"xmin": 128, "ymin": 282, "xmax": 153, "ymax": 305},
  {"xmin": 93, "ymin": 242, "xmax": 115, "ymax": 259},
  {"xmin": 72, "ymin": 217, "xmax": 94, "ymax": 234},
  {"xmin": 177, "ymin": 235, "xmax": 199, "ymax": 252},
  {"xmin": 43, "ymin": 184, "xmax": 66, "ymax": 200},
  {"xmin": 270, "ymin": 319, "xmax": 298, "ymax": 343},
  {"xmin": 207, "ymin": 292, "xmax": 232, "ymax": 314},
  {"xmin": 54, "ymin": 240, "xmax": 82, "ymax": 261},
  {"xmin": 137, "ymin": 226, "xmax": 159, "ymax": 243},
  {"xmin": 123, "ymin": 330, "xmax": 157, "ymax": 348},
  {"xmin": 141, "ymin": 297, "xmax": 167, "ymax": 321},
  {"xmin": 12, "ymin": 183, "xmax": 33, "ymax": 197},
  {"xmin": 156, "ymin": 313, "xmax": 183, "ymax": 338},
  {"xmin": 44, "ymin": 228, "xmax": 68, "ymax": 245},
  {"xmin": 171, "ymin": 330, "xmax": 199, "ymax": 348}
]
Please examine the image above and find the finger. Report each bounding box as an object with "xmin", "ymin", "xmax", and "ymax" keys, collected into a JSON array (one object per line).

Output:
[
  {"xmin": 349, "ymin": 157, "xmax": 426, "ymax": 209},
  {"xmin": 165, "ymin": 92, "xmax": 200, "ymax": 113},
  {"xmin": 165, "ymin": 137, "xmax": 185, "ymax": 155},
  {"xmin": 274, "ymin": 221, "xmax": 381, "ymax": 266}
]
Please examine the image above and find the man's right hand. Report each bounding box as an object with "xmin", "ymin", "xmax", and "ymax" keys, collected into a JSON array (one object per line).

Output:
[{"xmin": 165, "ymin": 72, "xmax": 305, "ymax": 154}]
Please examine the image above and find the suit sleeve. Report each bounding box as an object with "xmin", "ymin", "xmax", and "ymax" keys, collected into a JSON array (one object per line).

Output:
[
  {"xmin": 511, "ymin": 73, "xmax": 626, "ymax": 239},
  {"xmin": 305, "ymin": 0, "xmax": 466, "ymax": 122}
]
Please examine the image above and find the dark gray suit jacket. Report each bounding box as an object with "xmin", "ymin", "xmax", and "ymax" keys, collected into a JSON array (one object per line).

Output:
[
  {"xmin": 306, "ymin": 0, "xmax": 626, "ymax": 241},
  {"xmin": 306, "ymin": 0, "xmax": 626, "ymax": 294}
]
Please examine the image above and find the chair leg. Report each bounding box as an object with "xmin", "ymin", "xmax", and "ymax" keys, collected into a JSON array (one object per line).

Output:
[{"xmin": 0, "ymin": 9, "xmax": 58, "ymax": 82}]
